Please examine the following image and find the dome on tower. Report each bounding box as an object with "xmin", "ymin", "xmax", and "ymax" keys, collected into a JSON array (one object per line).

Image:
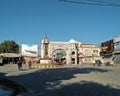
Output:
[
  {"xmin": 44, "ymin": 37, "xmax": 49, "ymax": 44},
  {"xmin": 69, "ymin": 38, "xmax": 77, "ymax": 43},
  {"xmin": 41, "ymin": 37, "xmax": 49, "ymax": 44},
  {"xmin": 41, "ymin": 32, "xmax": 49, "ymax": 44}
]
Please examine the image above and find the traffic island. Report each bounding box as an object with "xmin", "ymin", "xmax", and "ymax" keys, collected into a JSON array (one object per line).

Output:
[{"xmin": 31, "ymin": 63, "xmax": 62, "ymax": 69}]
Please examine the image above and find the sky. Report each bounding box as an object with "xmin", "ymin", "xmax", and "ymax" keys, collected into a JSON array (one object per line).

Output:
[{"xmin": 0, "ymin": 0, "xmax": 120, "ymax": 46}]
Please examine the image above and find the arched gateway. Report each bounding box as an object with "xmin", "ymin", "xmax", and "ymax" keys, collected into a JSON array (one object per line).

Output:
[
  {"xmin": 48, "ymin": 40, "xmax": 78, "ymax": 65},
  {"xmin": 52, "ymin": 49, "xmax": 66, "ymax": 64}
]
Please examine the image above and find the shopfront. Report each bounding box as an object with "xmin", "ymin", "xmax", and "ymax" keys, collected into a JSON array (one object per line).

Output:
[{"xmin": 113, "ymin": 41, "xmax": 120, "ymax": 64}]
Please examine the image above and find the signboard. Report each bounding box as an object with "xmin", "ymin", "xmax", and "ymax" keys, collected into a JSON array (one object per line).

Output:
[
  {"xmin": 83, "ymin": 48, "xmax": 92, "ymax": 56},
  {"xmin": 101, "ymin": 46, "xmax": 108, "ymax": 50},
  {"xmin": 114, "ymin": 42, "xmax": 120, "ymax": 51},
  {"xmin": 21, "ymin": 44, "xmax": 38, "ymax": 57}
]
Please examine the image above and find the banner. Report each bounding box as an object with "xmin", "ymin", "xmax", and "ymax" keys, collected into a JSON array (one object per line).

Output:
[{"xmin": 21, "ymin": 44, "xmax": 38, "ymax": 57}]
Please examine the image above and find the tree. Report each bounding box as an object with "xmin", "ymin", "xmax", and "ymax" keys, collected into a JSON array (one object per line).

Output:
[{"xmin": 0, "ymin": 40, "xmax": 19, "ymax": 53}]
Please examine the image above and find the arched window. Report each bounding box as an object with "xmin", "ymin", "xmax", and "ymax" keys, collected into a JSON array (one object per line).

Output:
[{"xmin": 71, "ymin": 51, "xmax": 75, "ymax": 55}]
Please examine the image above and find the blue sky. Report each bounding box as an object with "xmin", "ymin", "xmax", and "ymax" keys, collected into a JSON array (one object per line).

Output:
[{"xmin": 0, "ymin": 0, "xmax": 120, "ymax": 46}]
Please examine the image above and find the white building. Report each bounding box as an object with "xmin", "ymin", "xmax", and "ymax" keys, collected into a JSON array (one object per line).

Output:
[{"xmin": 40, "ymin": 37, "xmax": 101, "ymax": 65}]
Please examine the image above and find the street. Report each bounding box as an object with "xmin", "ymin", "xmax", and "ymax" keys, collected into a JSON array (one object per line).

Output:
[{"xmin": 0, "ymin": 64, "xmax": 120, "ymax": 96}]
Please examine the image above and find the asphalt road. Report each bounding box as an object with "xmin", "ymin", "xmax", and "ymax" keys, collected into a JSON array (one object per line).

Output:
[{"xmin": 0, "ymin": 64, "xmax": 120, "ymax": 96}]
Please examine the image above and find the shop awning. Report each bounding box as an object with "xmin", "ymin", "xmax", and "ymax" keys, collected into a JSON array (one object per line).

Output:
[{"xmin": 1, "ymin": 53, "xmax": 21, "ymax": 58}]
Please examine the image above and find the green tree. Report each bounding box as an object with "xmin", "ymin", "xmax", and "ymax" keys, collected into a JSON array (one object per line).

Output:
[{"xmin": 0, "ymin": 40, "xmax": 19, "ymax": 53}]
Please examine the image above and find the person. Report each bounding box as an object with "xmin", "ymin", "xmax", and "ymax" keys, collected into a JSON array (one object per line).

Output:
[
  {"xmin": 80, "ymin": 59, "xmax": 84, "ymax": 66},
  {"xmin": 28, "ymin": 61, "xmax": 32, "ymax": 69},
  {"xmin": 17, "ymin": 60, "xmax": 22, "ymax": 70},
  {"xmin": 92, "ymin": 59, "xmax": 96, "ymax": 66}
]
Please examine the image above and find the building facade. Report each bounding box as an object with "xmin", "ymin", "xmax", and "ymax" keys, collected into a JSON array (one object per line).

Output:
[
  {"xmin": 20, "ymin": 36, "xmax": 101, "ymax": 65},
  {"xmin": 42, "ymin": 38, "xmax": 101, "ymax": 65},
  {"xmin": 113, "ymin": 36, "xmax": 120, "ymax": 64},
  {"xmin": 100, "ymin": 36, "xmax": 120, "ymax": 65}
]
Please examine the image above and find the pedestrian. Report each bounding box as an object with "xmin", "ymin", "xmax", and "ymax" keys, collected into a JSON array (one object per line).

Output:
[
  {"xmin": 80, "ymin": 59, "xmax": 84, "ymax": 66},
  {"xmin": 28, "ymin": 60, "xmax": 32, "ymax": 69},
  {"xmin": 92, "ymin": 59, "xmax": 96, "ymax": 66},
  {"xmin": 17, "ymin": 60, "xmax": 22, "ymax": 70}
]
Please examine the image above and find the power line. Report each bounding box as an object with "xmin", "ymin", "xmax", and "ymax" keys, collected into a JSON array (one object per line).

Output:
[
  {"xmin": 87, "ymin": 0, "xmax": 120, "ymax": 5},
  {"xmin": 58, "ymin": 0, "xmax": 120, "ymax": 7}
]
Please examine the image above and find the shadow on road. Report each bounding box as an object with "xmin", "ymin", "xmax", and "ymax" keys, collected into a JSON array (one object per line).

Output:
[
  {"xmin": 40, "ymin": 81, "xmax": 120, "ymax": 96},
  {"xmin": 5, "ymin": 67, "xmax": 120, "ymax": 96},
  {"xmin": 0, "ymin": 78, "xmax": 27, "ymax": 96},
  {"xmin": 0, "ymin": 72, "xmax": 6, "ymax": 78}
]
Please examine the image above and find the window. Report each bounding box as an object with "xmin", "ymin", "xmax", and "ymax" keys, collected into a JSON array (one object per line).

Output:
[
  {"xmin": 71, "ymin": 51, "xmax": 75, "ymax": 55},
  {"xmin": 93, "ymin": 50, "xmax": 98, "ymax": 53}
]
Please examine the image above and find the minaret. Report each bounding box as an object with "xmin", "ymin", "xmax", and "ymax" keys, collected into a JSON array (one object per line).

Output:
[
  {"xmin": 41, "ymin": 32, "xmax": 49, "ymax": 59},
  {"xmin": 41, "ymin": 39, "xmax": 44, "ymax": 58}
]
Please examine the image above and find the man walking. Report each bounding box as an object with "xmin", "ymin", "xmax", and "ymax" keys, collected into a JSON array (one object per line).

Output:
[{"xmin": 17, "ymin": 59, "xmax": 22, "ymax": 70}]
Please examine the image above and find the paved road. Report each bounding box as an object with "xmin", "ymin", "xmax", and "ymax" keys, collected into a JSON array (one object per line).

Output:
[{"xmin": 0, "ymin": 64, "xmax": 120, "ymax": 96}]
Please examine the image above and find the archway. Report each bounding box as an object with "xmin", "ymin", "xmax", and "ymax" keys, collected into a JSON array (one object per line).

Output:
[{"xmin": 52, "ymin": 49, "xmax": 66, "ymax": 64}]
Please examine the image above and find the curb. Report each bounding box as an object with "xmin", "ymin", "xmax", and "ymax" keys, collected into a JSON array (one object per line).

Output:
[{"xmin": 31, "ymin": 64, "xmax": 62, "ymax": 69}]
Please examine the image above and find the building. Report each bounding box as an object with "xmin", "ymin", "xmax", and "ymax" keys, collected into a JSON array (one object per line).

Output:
[
  {"xmin": 20, "ymin": 36, "xmax": 101, "ymax": 65},
  {"xmin": 0, "ymin": 53, "xmax": 22, "ymax": 64},
  {"xmin": 100, "ymin": 39, "xmax": 114, "ymax": 64},
  {"xmin": 79, "ymin": 44, "xmax": 101, "ymax": 64},
  {"xmin": 100, "ymin": 36, "xmax": 120, "ymax": 65},
  {"xmin": 100, "ymin": 39, "xmax": 114, "ymax": 57},
  {"xmin": 41, "ymin": 37, "xmax": 101, "ymax": 65},
  {"xmin": 113, "ymin": 36, "xmax": 120, "ymax": 64}
]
